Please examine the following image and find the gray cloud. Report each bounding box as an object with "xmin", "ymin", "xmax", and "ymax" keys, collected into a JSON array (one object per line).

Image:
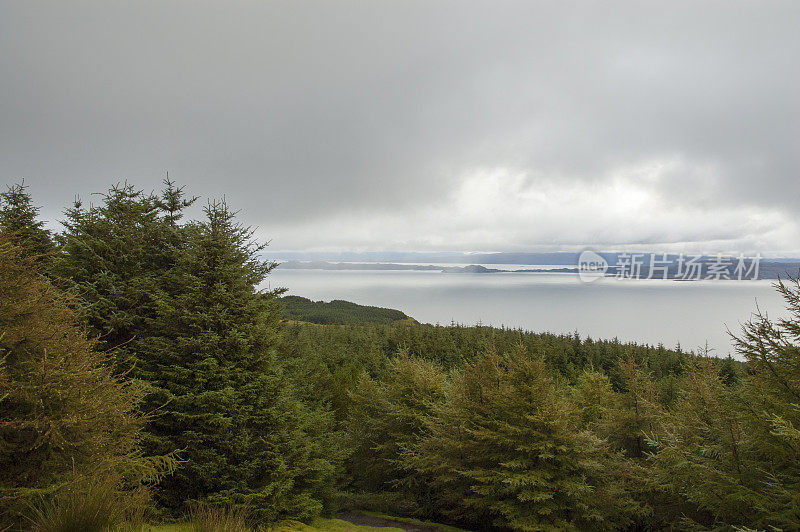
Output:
[{"xmin": 1, "ymin": 1, "xmax": 799, "ymax": 252}]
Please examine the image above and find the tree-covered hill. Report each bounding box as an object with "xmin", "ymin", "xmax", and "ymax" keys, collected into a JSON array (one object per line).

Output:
[{"xmin": 280, "ymin": 295, "xmax": 415, "ymax": 325}]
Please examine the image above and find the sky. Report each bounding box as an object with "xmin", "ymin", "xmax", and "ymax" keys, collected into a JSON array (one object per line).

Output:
[{"xmin": 1, "ymin": 1, "xmax": 799, "ymax": 256}]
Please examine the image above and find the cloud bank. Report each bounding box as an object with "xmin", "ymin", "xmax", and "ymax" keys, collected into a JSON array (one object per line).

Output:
[{"xmin": 1, "ymin": 1, "xmax": 798, "ymax": 254}]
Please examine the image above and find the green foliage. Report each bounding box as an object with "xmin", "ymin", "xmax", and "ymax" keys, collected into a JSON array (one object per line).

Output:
[
  {"xmin": 53, "ymin": 182, "xmax": 182, "ymax": 366},
  {"xmin": 0, "ymin": 182, "xmax": 53, "ymax": 261},
  {"xmin": 734, "ymin": 278, "xmax": 800, "ymax": 480},
  {"xmin": 572, "ymin": 369, "xmax": 619, "ymax": 430},
  {"xmin": 280, "ymin": 296, "xmax": 412, "ymax": 325},
  {"xmin": 411, "ymin": 346, "xmax": 638, "ymax": 531},
  {"xmin": 146, "ymin": 202, "xmax": 338, "ymax": 521},
  {"xmin": 0, "ymin": 236, "xmax": 171, "ymax": 528},
  {"xmin": 53, "ymin": 184, "xmax": 340, "ymax": 524},
  {"xmin": 646, "ymin": 276, "xmax": 800, "ymax": 530},
  {"xmin": 12, "ymin": 180, "xmax": 800, "ymax": 531},
  {"xmin": 345, "ymin": 353, "xmax": 447, "ymax": 516},
  {"xmin": 647, "ymin": 360, "xmax": 759, "ymax": 528},
  {"xmin": 282, "ymin": 320, "xmax": 692, "ymax": 426},
  {"xmin": 612, "ymin": 357, "xmax": 663, "ymax": 459}
]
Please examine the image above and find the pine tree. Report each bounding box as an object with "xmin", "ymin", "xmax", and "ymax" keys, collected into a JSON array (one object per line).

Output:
[
  {"xmin": 412, "ymin": 346, "xmax": 634, "ymax": 531},
  {"xmin": 646, "ymin": 277, "xmax": 800, "ymax": 530},
  {"xmin": 572, "ymin": 369, "xmax": 619, "ymax": 431},
  {"xmin": 647, "ymin": 359, "xmax": 763, "ymax": 528},
  {"xmin": 729, "ymin": 275, "xmax": 800, "ymax": 528},
  {"xmin": 155, "ymin": 176, "xmax": 197, "ymax": 226},
  {"xmin": 571, "ymin": 369, "xmax": 654, "ymax": 528},
  {"xmin": 613, "ymin": 357, "xmax": 662, "ymax": 458},
  {"xmin": 53, "ymin": 183, "xmax": 179, "ymax": 368},
  {"xmin": 0, "ymin": 235, "xmax": 172, "ymax": 528},
  {"xmin": 573, "ymin": 360, "xmax": 667, "ymax": 529},
  {"xmin": 0, "ymin": 182, "xmax": 53, "ymax": 261},
  {"xmin": 140, "ymin": 199, "xmax": 337, "ymax": 521},
  {"xmin": 346, "ymin": 351, "xmax": 448, "ymax": 516},
  {"xmin": 54, "ymin": 184, "xmax": 339, "ymax": 522}
]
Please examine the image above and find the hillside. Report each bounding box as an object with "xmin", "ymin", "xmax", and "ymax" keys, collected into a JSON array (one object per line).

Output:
[{"xmin": 280, "ymin": 295, "xmax": 415, "ymax": 325}]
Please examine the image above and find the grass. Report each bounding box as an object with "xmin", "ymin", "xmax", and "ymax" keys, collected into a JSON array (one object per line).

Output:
[
  {"xmin": 144, "ymin": 517, "xmax": 403, "ymax": 531},
  {"xmin": 358, "ymin": 511, "xmax": 470, "ymax": 532},
  {"xmin": 271, "ymin": 518, "xmax": 403, "ymax": 531},
  {"xmin": 25, "ymin": 495, "xmax": 458, "ymax": 532},
  {"xmin": 185, "ymin": 504, "xmax": 249, "ymax": 532},
  {"xmin": 122, "ymin": 507, "xmax": 466, "ymax": 532},
  {"xmin": 26, "ymin": 476, "xmax": 146, "ymax": 532}
]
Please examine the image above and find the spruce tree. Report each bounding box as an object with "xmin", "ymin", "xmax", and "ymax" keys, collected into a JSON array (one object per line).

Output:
[
  {"xmin": 647, "ymin": 359, "xmax": 758, "ymax": 528},
  {"xmin": 571, "ymin": 369, "xmax": 654, "ymax": 528},
  {"xmin": 613, "ymin": 357, "xmax": 662, "ymax": 458},
  {"xmin": 647, "ymin": 276, "xmax": 800, "ymax": 530},
  {"xmin": 0, "ymin": 235, "xmax": 172, "ymax": 528},
  {"xmin": 346, "ymin": 352, "xmax": 448, "ymax": 516},
  {"xmin": 412, "ymin": 346, "xmax": 635, "ymax": 531},
  {"xmin": 53, "ymin": 183, "xmax": 179, "ymax": 369},
  {"xmin": 0, "ymin": 182, "xmax": 53, "ymax": 261},
  {"xmin": 719, "ymin": 275, "xmax": 800, "ymax": 528},
  {"xmin": 142, "ymin": 199, "xmax": 336, "ymax": 521},
  {"xmin": 54, "ymin": 184, "xmax": 338, "ymax": 522}
]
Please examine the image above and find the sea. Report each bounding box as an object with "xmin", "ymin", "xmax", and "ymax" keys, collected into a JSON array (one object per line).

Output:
[{"xmin": 267, "ymin": 264, "xmax": 787, "ymax": 357}]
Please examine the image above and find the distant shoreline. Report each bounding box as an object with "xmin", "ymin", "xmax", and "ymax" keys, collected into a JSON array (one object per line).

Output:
[
  {"xmin": 277, "ymin": 260, "xmax": 575, "ymax": 274},
  {"xmin": 277, "ymin": 260, "xmax": 798, "ymax": 280}
]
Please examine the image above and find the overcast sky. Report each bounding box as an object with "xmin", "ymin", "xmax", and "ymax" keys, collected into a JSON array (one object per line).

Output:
[{"xmin": 1, "ymin": 1, "xmax": 799, "ymax": 255}]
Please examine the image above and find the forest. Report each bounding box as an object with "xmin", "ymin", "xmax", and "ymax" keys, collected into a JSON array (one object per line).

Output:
[
  {"xmin": 279, "ymin": 296, "xmax": 413, "ymax": 325},
  {"xmin": 1, "ymin": 181, "xmax": 799, "ymax": 531}
]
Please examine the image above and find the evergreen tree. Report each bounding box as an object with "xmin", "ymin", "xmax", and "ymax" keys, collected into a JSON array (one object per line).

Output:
[
  {"xmin": 0, "ymin": 182, "xmax": 53, "ymax": 260},
  {"xmin": 647, "ymin": 359, "xmax": 758, "ymax": 528},
  {"xmin": 0, "ymin": 235, "xmax": 172, "ymax": 528},
  {"xmin": 572, "ymin": 369, "xmax": 619, "ymax": 431},
  {"xmin": 647, "ymin": 277, "xmax": 800, "ymax": 529},
  {"xmin": 571, "ymin": 369, "xmax": 655, "ymax": 526},
  {"xmin": 412, "ymin": 346, "xmax": 636, "ymax": 531},
  {"xmin": 724, "ymin": 275, "xmax": 800, "ymax": 528},
  {"xmin": 54, "ymin": 184, "xmax": 339, "ymax": 522},
  {"xmin": 571, "ymin": 368, "xmax": 665, "ymax": 529},
  {"xmin": 155, "ymin": 176, "xmax": 197, "ymax": 226},
  {"xmin": 346, "ymin": 352, "xmax": 447, "ymax": 516},
  {"xmin": 613, "ymin": 357, "xmax": 662, "ymax": 458},
  {"xmin": 53, "ymin": 182, "xmax": 181, "ymax": 368},
  {"xmin": 142, "ymin": 199, "xmax": 337, "ymax": 521}
]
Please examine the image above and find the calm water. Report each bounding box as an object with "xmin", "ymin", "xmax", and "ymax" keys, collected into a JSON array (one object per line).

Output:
[{"xmin": 267, "ymin": 269, "xmax": 786, "ymax": 357}]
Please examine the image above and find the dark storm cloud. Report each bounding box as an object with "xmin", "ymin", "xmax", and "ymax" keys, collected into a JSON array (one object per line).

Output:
[{"xmin": 1, "ymin": 1, "xmax": 799, "ymax": 251}]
